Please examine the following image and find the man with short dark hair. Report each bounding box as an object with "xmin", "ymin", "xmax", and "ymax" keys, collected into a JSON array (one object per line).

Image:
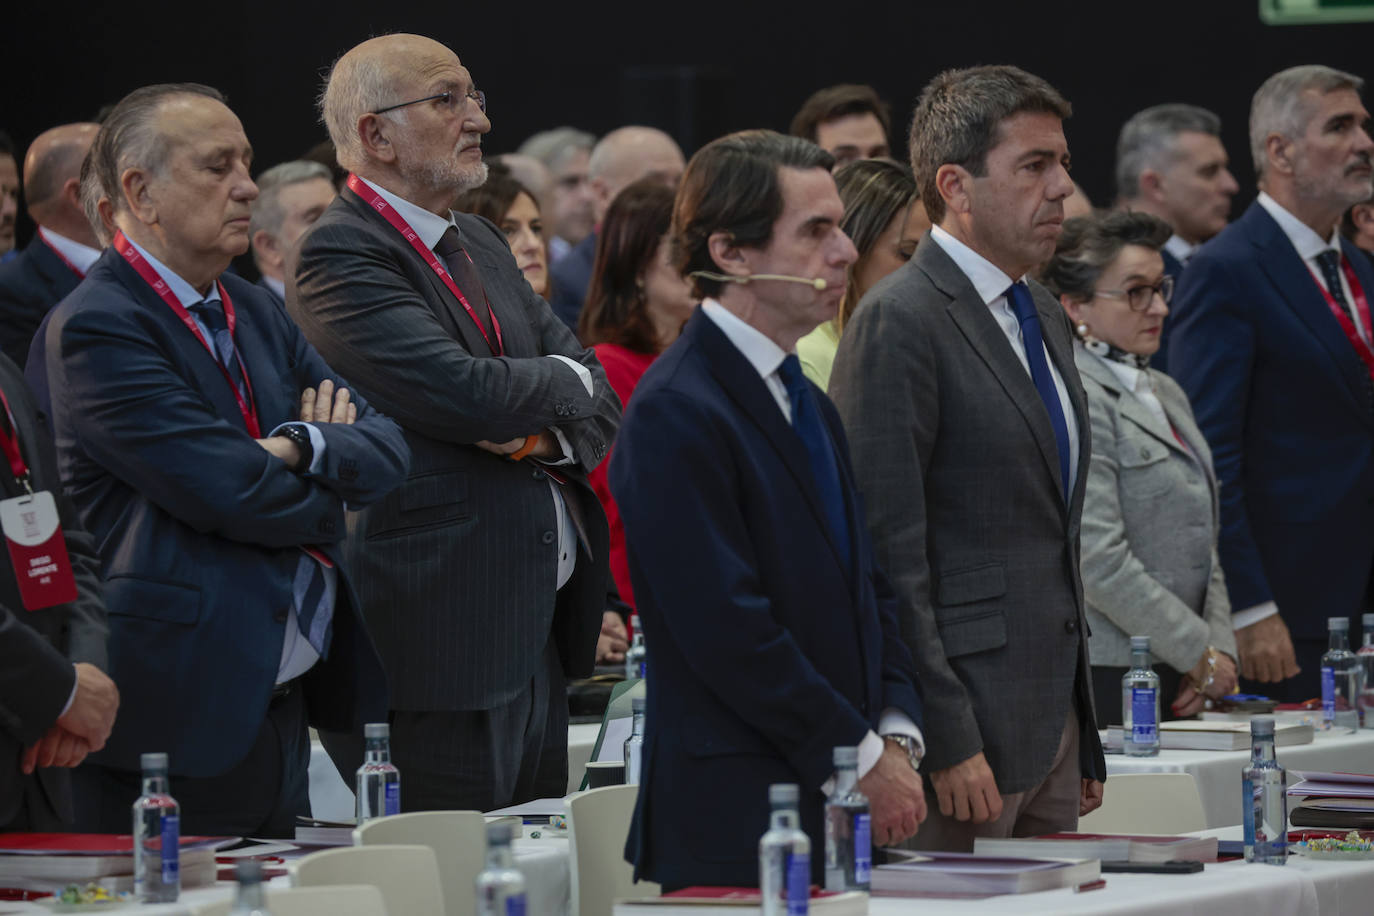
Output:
[
  {"xmin": 1171, "ymin": 66, "xmax": 1374, "ymax": 700},
  {"xmin": 612, "ymin": 129, "xmax": 925, "ymax": 889},
  {"xmin": 43, "ymin": 82, "xmax": 408, "ymax": 835},
  {"xmin": 249, "ymin": 160, "xmax": 337, "ymax": 306},
  {"xmin": 789, "ymin": 84, "xmax": 892, "ymax": 170},
  {"xmin": 832, "ymin": 65, "xmax": 1106, "ymax": 850},
  {"xmin": 0, "ymin": 123, "xmax": 101, "ymax": 366},
  {"xmin": 1115, "ymin": 104, "xmax": 1239, "ymax": 373}
]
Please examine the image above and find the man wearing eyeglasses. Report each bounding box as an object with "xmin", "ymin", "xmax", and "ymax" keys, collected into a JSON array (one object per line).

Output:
[{"xmin": 292, "ymin": 33, "xmax": 619, "ymax": 812}]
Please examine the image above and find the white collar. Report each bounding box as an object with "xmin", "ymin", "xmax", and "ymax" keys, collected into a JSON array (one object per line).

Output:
[
  {"xmin": 262, "ymin": 275, "xmax": 286, "ymax": 300},
  {"xmin": 1101, "ymin": 353, "xmax": 1148, "ymax": 395},
  {"xmin": 701, "ymin": 299, "xmax": 788, "ymax": 379},
  {"xmin": 930, "ymin": 225, "xmax": 1024, "ymax": 305},
  {"xmin": 1256, "ymin": 191, "xmax": 1341, "ymax": 261},
  {"xmin": 1163, "ymin": 234, "xmax": 1197, "ymax": 265},
  {"xmin": 38, "ymin": 227, "xmax": 101, "ymax": 275},
  {"xmin": 123, "ymin": 236, "xmax": 219, "ymax": 307},
  {"xmin": 356, "ymin": 175, "xmax": 456, "ymax": 250}
]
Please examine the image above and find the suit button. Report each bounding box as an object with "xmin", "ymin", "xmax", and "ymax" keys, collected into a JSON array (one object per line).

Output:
[
  {"xmin": 1064, "ymin": 618, "xmax": 1078, "ymax": 634},
  {"xmin": 533, "ymin": 468, "xmax": 543, "ymax": 480},
  {"xmin": 569, "ymin": 406, "xmax": 579, "ymax": 416},
  {"xmin": 274, "ymin": 608, "xmax": 289, "ymax": 623},
  {"xmin": 541, "ymin": 530, "xmax": 555, "ymax": 545},
  {"xmin": 1139, "ymin": 447, "xmax": 1150, "ymax": 460}
]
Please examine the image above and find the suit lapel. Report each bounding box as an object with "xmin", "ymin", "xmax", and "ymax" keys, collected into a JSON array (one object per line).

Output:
[{"xmin": 1078, "ymin": 349, "xmax": 1190, "ymax": 460}]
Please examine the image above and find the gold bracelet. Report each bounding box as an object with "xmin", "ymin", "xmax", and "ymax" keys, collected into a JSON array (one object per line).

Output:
[{"xmin": 1188, "ymin": 647, "xmax": 1218, "ymax": 692}]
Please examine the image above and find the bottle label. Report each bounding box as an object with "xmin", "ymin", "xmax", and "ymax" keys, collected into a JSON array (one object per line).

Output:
[
  {"xmin": 638, "ymin": 660, "xmax": 647, "ymax": 679},
  {"xmin": 160, "ymin": 813, "xmax": 179, "ymax": 885},
  {"xmin": 1323, "ymin": 666, "xmax": 1336, "ymax": 718},
  {"xmin": 1131, "ymin": 687, "xmax": 1157, "ymax": 742},
  {"xmin": 786, "ymin": 851, "xmax": 809, "ymax": 916},
  {"xmin": 1242, "ymin": 776, "xmax": 1257, "ymax": 846},
  {"xmin": 506, "ymin": 892, "xmax": 527, "ymax": 916},
  {"xmin": 852, "ymin": 812, "xmax": 871, "ymax": 883},
  {"xmin": 384, "ymin": 781, "xmax": 400, "ymax": 816}
]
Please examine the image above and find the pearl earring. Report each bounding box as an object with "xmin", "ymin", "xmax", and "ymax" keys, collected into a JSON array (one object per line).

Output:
[{"xmin": 1075, "ymin": 321, "xmax": 1090, "ymax": 339}]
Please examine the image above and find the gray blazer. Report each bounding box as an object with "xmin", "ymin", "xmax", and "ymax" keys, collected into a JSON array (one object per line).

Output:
[
  {"xmin": 1076, "ymin": 347, "xmax": 1236, "ymax": 671},
  {"xmin": 831, "ymin": 235, "xmax": 1106, "ymax": 793}
]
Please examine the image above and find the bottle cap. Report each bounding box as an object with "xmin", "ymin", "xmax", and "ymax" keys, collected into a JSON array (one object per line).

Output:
[
  {"xmin": 486, "ymin": 821, "xmax": 514, "ymax": 845},
  {"xmin": 1364, "ymin": 613, "xmax": 1374, "ymax": 628},
  {"xmin": 140, "ymin": 752, "xmax": 168, "ymax": 772},
  {"xmin": 833, "ymin": 746, "xmax": 859, "ymax": 767},
  {"xmin": 1330, "ymin": 617, "xmax": 1350, "ymax": 631},
  {"xmin": 236, "ymin": 860, "xmax": 263, "ymax": 884},
  {"xmin": 1130, "ymin": 635, "xmax": 1151, "ymax": 651},
  {"xmin": 1251, "ymin": 715, "xmax": 1276, "ymax": 736},
  {"xmin": 630, "ymin": 613, "xmax": 641, "ymax": 628},
  {"xmin": 364, "ymin": 722, "xmax": 390, "ymax": 739},
  {"xmin": 769, "ymin": 783, "xmax": 799, "ymax": 807},
  {"xmin": 631, "ymin": 697, "xmax": 646, "ymax": 713}
]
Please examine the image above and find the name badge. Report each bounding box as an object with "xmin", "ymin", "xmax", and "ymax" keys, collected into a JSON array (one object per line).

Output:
[{"xmin": 0, "ymin": 490, "xmax": 78, "ymax": 611}]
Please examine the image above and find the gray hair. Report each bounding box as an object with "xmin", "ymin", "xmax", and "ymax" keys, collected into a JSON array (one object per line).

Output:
[
  {"xmin": 909, "ymin": 65, "xmax": 1071, "ymax": 225},
  {"xmin": 249, "ymin": 160, "xmax": 333, "ymax": 239},
  {"xmin": 319, "ymin": 50, "xmax": 394, "ymax": 173},
  {"xmin": 517, "ymin": 127, "xmax": 595, "ymax": 173},
  {"xmin": 1115, "ymin": 104, "xmax": 1223, "ymax": 200},
  {"xmin": 1251, "ymin": 65, "xmax": 1364, "ymax": 179},
  {"xmin": 92, "ymin": 83, "xmax": 226, "ymax": 214},
  {"xmin": 78, "ymin": 148, "xmax": 110, "ymax": 247}
]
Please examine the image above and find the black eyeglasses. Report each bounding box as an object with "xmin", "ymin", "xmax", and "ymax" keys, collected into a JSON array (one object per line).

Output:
[
  {"xmin": 371, "ymin": 87, "xmax": 487, "ymax": 116},
  {"xmin": 1095, "ymin": 274, "xmax": 1174, "ymax": 311}
]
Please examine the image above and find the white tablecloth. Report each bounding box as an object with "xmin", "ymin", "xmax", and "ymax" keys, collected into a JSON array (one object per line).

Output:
[{"xmin": 1106, "ymin": 726, "xmax": 1374, "ymax": 828}]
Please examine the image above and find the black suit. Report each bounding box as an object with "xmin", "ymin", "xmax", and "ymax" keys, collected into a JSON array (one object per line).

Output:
[
  {"xmin": 549, "ymin": 231, "xmax": 596, "ymax": 333},
  {"xmin": 0, "ymin": 236, "xmax": 85, "ymax": 369},
  {"xmin": 290, "ymin": 182, "xmax": 619, "ymax": 810},
  {"xmin": 0, "ymin": 353, "xmax": 108, "ymax": 830}
]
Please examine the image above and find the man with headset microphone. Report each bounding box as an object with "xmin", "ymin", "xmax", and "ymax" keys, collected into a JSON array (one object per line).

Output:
[{"xmin": 609, "ymin": 129, "xmax": 925, "ymax": 889}]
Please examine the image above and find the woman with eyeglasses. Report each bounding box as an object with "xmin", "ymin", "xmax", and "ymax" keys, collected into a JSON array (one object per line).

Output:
[{"xmin": 1041, "ymin": 211, "xmax": 1237, "ymax": 728}]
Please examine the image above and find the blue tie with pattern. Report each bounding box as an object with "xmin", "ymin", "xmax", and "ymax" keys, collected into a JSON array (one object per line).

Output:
[
  {"xmin": 188, "ymin": 299, "xmax": 247, "ymax": 401},
  {"xmin": 777, "ymin": 354, "xmax": 851, "ymax": 571},
  {"xmin": 1007, "ymin": 281, "xmax": 1071, "ymax": 500}
]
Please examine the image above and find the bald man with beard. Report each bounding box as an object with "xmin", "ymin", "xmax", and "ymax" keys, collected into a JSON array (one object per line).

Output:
[{"xmin": 0, "ymin": 124, "xmax": 101, "ymax": 367}]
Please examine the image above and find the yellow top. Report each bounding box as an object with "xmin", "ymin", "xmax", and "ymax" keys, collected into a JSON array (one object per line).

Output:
[{"xmin": 796, "ymin": 319, "xmax": 841, "ymax": 390}]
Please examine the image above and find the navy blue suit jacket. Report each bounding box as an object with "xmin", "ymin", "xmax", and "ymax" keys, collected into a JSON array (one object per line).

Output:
[
  {"xmin": 0, "ymin": 237, "xmax": 83, "ymax": 370},
  {"xmin": 549, "ymin": 231, "xmax": 596, "ymax": 333},
  {"xmin": 1150, "ymin": 246, "xmax": 1185, "ymax": 377},
  {"xmin": 42, "ymin": 247, "xmax": 410, "ymax": 777},
  {"xmin": 609, "ymin": 309, "xmax": 923, "ymax": 888},
  {"xmin": 1170, "ymin": 201, "xmax": 1374, "ymax": 643}
]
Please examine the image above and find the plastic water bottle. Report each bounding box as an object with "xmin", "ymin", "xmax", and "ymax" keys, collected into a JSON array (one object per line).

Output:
[
  {"xmin": 476, "ymin": 821, "xmax": 527, "ymax": 916},
  {"xmin": 228, "ymin": 860, "xmax": 273, "ymax": 915},
  {"xmin": 1357, "ymin": 613, "xmax": 1374, "ymax": 728},
  {"xmin": 760, "ymin": 783, "xmax": 810, "ymax": 916},
  {"xmin": 132, "ymin": 752, "xmax": 180, "ymax": 903},
  {"xmin": 1321, "ymin": 617, "xmax": 1361, "ymax": 731},
  {"xmin": 355, "ymin": 722, "xmax": 401, "ymax": 823},
  {"xmin": 623, "ymin": 697, "xmax": 646, "ymax": 785},
  {"xmin": 1122, "ymin": 635, "xmax": 1161, "ymax": 756},
  {"xmin": 823, "ymin": 747, "xmax": 871, "ymax": 892},
  {"xmin": 1242, "ymin": 716, "xmax": 1288, "ymax": 865},
  {"xmin": 625, "ymin": 614, "xmax": 646, "ymax": 680}
]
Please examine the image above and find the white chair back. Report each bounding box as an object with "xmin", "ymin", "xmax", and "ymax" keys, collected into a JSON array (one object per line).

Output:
[
  {"xmin": 354, "ymin": 809, "xmax": 486, "ymax": 916},
  {"xmin": 291, "ymin": 844, "xmax": 444, "ymax": 916},
  {"xmin": 1078, "ymin": 772, "xmax": 1207, "ymax": 833},
  {"xmin": 568, "ymin": 784, "xmax": 660, "ymax": 916},
  {"xmin": 191, "ymin": 884, "xmax": 392, "ymax": 916}
]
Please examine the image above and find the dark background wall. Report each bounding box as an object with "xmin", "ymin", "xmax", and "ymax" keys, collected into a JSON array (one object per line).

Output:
[{"xmin": 5, "ymin": 0, "xmax": 1373, "ymax": 246}]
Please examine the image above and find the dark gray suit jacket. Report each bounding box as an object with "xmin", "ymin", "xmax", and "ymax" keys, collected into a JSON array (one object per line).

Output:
[
  {"xmin": 289, "ymin": 185, "xmax": 618, "ymax": 710},
  {"xmin": 831, "ymin": 234, "xmax": 1106, "ymax": 793}
]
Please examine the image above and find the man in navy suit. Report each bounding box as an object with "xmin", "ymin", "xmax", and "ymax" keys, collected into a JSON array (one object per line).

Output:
[
  {"xmin": 610, "ymin": 130, "xmax": 925, "ymax": 889},
  {"xmin": 0, "ymin": 123, "xmax": 101, "ymax": 368},
  {"xmin": 1171, "ymin": 65, "xmax": 1374, "ymax": 701},
  {"xmin": 42, "ymin": 82, "xmax": 409, "ymax": 836}
]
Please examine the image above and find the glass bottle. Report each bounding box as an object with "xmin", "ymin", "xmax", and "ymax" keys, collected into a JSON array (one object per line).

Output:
[
  {"xmin": 1321, "ymin": 617, "xmax": 1361, "ymax": 731},
  {"xmin": 1122, "ymin": 635, "xmax": 1161, "ymax": 756},
  {"xmin": 823, "ymin": 746, "xmax": 871, "ymax": 892},
  {"xmin": 624, "ymin": 697, "xmax": 646, "ymax": 785},
  {"xmin": 228, "ymin": 860, "xmax": 273, "ymax": 915},
  {"xmin": 476, "ymin": 821, "xmax": 527, "ymax": 916},
  {"xmin": 355, "ymin": 722, "xmax": 401, "ymax": 823},
  {"xmin": 759, "ymin": 783, "xmax": 810, "ymax": 916},
  {"xmin": 1242, "ymin": 716, "xmax": 1288, "ymax": 865},
  {"xmin": 132, "ymin": 752, "xmax": 180, "ymax": 903},
  {"xmin": 625, "ymin": 613, "xmax": 646, "ymax": 680}
]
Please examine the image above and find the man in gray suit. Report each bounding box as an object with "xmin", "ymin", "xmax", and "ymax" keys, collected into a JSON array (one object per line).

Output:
[
  {"xmin": 830, "ymin": 65, "xmax": 1106, "ymax": 850},
  {"xmin": 291, "ymin": 33, "xmax": 619, "ymax": 811}
]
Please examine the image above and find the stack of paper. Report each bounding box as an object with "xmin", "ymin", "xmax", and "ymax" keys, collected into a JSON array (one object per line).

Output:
[
  {"xmin": 0, "ymin": 833, "xmax": 227, "ymax": 891},
  {"xmin": 1288, "ymin": 771, "xmax": 1374, "ymax": 828},
  {"xmin": 614, "ymin": 887, "xmax": 867, "ymax": 916},
  {"xmin": 974, "ymin": 833, "xmax": 1218, "ymax": 863},
  {"xmin": 870, "ymin": 851, "xmax": 1099, "ymax": 896},
  {"xmin": 1106, "ymin": 719, "xmax": 1313, "ymax": 751}
]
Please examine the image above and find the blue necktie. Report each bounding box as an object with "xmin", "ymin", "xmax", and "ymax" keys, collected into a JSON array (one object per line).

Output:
[
  {"xmin": 188, "ymin": 299, "xmax": 248, "ymax": 401},
  {"xmin": 1007, "ymin": 281, "xmax": 1071, "ymax": 500},
  {"xmin": 777, "ymin": 354, "xmax": 851, "ymax": 570}
]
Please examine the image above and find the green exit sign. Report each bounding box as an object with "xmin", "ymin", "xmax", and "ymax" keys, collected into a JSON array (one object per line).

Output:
[{"xmin": 1262, "ymin": 0, "xmax": 1374, "ymax": 23}]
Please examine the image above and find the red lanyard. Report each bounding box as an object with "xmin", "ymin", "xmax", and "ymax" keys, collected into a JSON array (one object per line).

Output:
[
  {"xmin": 347, "ymin": 174, "xmax": 504, "ymax": 355},
  {"xmin": 1310, "ymin": 253, "xmax": 1374, "ymax": 381},
  {"xmin": 39, "ymin": 230, "xmax": 86, "ymax": 279},
  {"xmin": 113, "ymin": 231, "xmax": 262, "ymax": 437},
  {"xmin": 0, "ymin": 388, "xmax": 30, "ymax": 489}
]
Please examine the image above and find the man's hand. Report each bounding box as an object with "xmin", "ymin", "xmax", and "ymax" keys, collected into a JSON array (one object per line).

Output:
[
  {"xmin": 21, "ymin": 727, "xmax": 91, "ymax": 774},
  {"xmin": 1079, "ymin": 778, "xmax": 1104, "ymax": 816},
  {"xmin": 1236, "ymin": 614, "xmax": 1300, "ymax": 683},
  {"xmin": 595, "ymin": 611, "xmax": 629, "ymax": 664},
  {"xmin": 56, "ymin": 663, "xmax": 118, "ymax": 751},
  {"xmin": 929, "ymin": 751, "xmax": 1003, "ymax": 823},
  {"xmin": 475, "ymin": 431, "xmax": 560, "ymax": 459},
  {"xmin": 858, "ymin": 741, "xmax": 927, "ymax": 845},
  {"xmin": 300, "ymin": 379, "xmax": 356, "ymax": 425}
]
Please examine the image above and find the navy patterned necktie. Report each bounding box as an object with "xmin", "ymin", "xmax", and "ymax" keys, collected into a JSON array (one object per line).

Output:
[
  {"xmin": 1007, "ymin": 281, "xmax": 1071, "ymax": 500},
  {"xmin": 188, "ymin": 298, "xmax": 247, "ymax": 401},
  {"xmin": 1316, "ymin": 249, "xmax": 1365, "ymax": 337},
  {"xmin": 777, "ymin": 354, "xmax": 851, "ymax": 570}
]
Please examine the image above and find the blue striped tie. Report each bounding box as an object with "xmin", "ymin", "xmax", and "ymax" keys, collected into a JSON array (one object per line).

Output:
[
  {"xmin": 1007, "ymin": 282, "xmax": 1071, "ymax": 500},
  {"xmin": 188, "ymin": 299, "xmax": 247, "ymax": 401}
]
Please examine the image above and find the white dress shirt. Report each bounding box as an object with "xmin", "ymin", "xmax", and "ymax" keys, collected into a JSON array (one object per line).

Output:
[
  {"xmin": 930, "ymin": 226, "xmax": 1081, "ymax": 493},
  {"xmin": 1101, "ymin": 357, "xmax": 1195, "ymax": 461},
  {"xmin": 701, "ymin": 300, "xmax": 924, "ymax": 781},
  {"xmin": 123, "ymin": 236, "xmax": 330, "ymax": 682},
  {"xmin": 359, "ymin": 177, "xmax": 588, "ymax": 589},
  {"xmin": 261, "ymin": 274, "xmax": 286, "ymax": 302},
  {"xmin": 39, "ymin": 227, "xmax": 101, "ymax": 276},
  {"xmin": 1164, "ymin": 234, "xmax": 1198, "ymax": 268}
]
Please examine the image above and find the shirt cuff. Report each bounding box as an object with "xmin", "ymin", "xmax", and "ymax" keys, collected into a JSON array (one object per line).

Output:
[
  {"xmin": 547, "ymin": 354, "xmax": 594, "ymax": 396},
  {"xmin": 59, "ymin": 665, "xmax": 79, "ymax": 718},
  {"xmin": 542, "ymin": 427, "xmax": 576, "ymax": 467},
  {"xmin": 270, "ymin": 422, "xmax": 327, "ymax": 476},
  {"xmin": 1233, "ymin": 601, "xmax": 1279, "ymax": 630}
]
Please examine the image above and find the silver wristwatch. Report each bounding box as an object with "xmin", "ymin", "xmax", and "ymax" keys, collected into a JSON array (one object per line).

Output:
[{"xmin": 883, "ymin": 734, "xmax": 923, "ymax": 771}]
